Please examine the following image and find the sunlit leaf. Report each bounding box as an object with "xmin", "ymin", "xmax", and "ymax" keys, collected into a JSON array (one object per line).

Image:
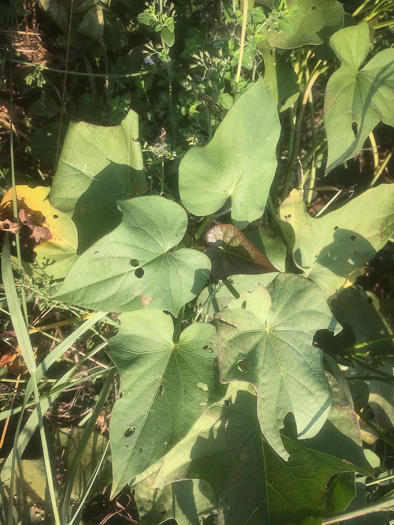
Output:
[
  {"xmin": 49, "ymin": 110, "xmax": 147, "ymax": 251},
  {"xmin": 155, "ymin": 380, "xmax": 371, "ymax": 525},
  {"xmin": 107, "ymin": 310, "xmax": 222, "ymax": 494},
  {"xmin": 263, "ymin": 0, "xmax": 344, "ymax": 49},
  {"xmin": 216, "ymin": 274, "xmax": 337, "ymax": 458},
  {"xmin": 54, "ymin": 196, "xmax": 211, "ymax": 314},
  {"xmin": 279, "ymin": 186, "xmax": 394, "ymax": 296},
  {"xmin": 179, "ymin": 78, "xmax": 280, "ymax": 227},
  {"xmin": 1, "ymin": 186, "xmax": 78, "ymax": 280},
  {"xmin": 324, "ymin": 23, "xmax": 394, "ymax": 172}
]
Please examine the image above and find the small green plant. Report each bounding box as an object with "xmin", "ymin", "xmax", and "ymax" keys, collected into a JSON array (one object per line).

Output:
[{"xmin": 2, "ymin": 0, "xmax": 394, "ymax": 524}]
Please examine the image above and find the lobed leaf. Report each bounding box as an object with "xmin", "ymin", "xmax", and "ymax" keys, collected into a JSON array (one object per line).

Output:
[
  {"xmin": 107, "ymin": 310, "xmax": 222, "ymax": 495},
  {"xmin": 215, "ymin": 274, "xmax": 337, "ymax": 458},
  {"xmin": 54, "ymin": 196, "xmax": 211, "ymax": 314},
  {"xmin": 155, "ymin": 380, "xmax": 371, "ymax": 525},
  {"xmin": 279, "ymin": 185, "xmax": 394, "ymax": 296},
  {"xmin": 324, "ymin": 23, "xmax": 394, "ymax": 172}
]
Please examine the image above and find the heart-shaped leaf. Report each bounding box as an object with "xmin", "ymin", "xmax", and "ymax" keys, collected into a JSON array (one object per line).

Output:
[
  {"xmin": 54, "ymin": 196, "xmax": 211, "ymax": 314},
  {"xmin": 107, "ymin": 310, "xmax": 222, "ymax": 494},
  {"xmin": 49, "ymin": 110, "xmax": 147, "ymax": 251},
  {"xmin": 215, "ymin": 274, "xmax": 337, "ymax": 458},
  {"xmin": 324, "ymin": 23, "xmax": 394, "ymax": 172},
  {"xmin": 279, "ymin": 185, "xmax": 394, "ymax": 296},
  {"xmin": 155, "ymin": 380, "xmax": 371, "ymax": 525},
  {"xmin": 179, "ymin": 78, "xmax": 280, "ymax": 227},
  {"xmin": 263, "ymin": 0, "xmax": 344, "ymax": 49},
  {"xmin": 206, "ymin": 223, "xmax": 279, "ymax": 279}
]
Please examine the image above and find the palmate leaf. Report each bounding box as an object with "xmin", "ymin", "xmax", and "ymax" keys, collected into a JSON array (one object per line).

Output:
[
  {"xmin": 107, "ymin": 310, "xmax": 223, "ymax": 495},
  {"xmin": 279, "ymin": 185, "xmax": 394, "ymax": 296},
  {"xmin": 215, "ymin": 274, "xmax": 337, "ymax": 459},
  {"xmin": 179, "ymin": 78, "xmax": 280, "ymax": 228},
  {"xmin": 54, "ymin": 196, "xmax": 211, "ymax": 314},
  {"xmin": 206, "ymin": 223, "xmax": 279, "ymax": 279},
  {"xmin": 132, "ymin": 460, "xmax": 216, "ymax": 525},
  {"xmin": 324, "ymin": 23, "xmax": 394, "ymax": 173},
  {"xmin": 263, "ymin": 0, "xmax": 344, "ymax": 50},
  {"xmin": 49, "ymin": 110, "xmax": 147, "ymax": 251},
  {"xmin": 155, "ymin": 381, "xmax": 371, "ymax": 525}
]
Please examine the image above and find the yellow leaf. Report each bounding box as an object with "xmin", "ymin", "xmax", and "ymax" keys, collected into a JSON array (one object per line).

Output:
[{"xmin": 1, "ymin": 186, "xmax": 78, "ymax": 280}]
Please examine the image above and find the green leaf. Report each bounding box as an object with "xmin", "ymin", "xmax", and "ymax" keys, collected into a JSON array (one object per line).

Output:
[
  {"xmin": 53, "ymin": 196, "xmax": 211, "ymax": 314},
  {"xmin": 324, "ymin": 23, "xmax": 394, "ymax": 173},
  {"xmin": 179, "ymin": 78, "xmax": 280, "ymax": 227},
  {"xmin": 215, "ymin": 274, "xmax": 336, "ymax": 458},
  {"xmin": 263, "ymin": 0, "xmax": 344, "ymax": 49},
  {"xmin": 161, "ymin": 27, "xmax": 175, "ymax": 47},
  {"xmin": 245, "ymin": 223, "xmax": 287, "ymax": 272},
  {"xmin": 155, "ymin": 380, "xmax": 370, "ymax": 525},
  {"xmin": 133, "ymin": 461, "xmax": 216, "ymax": 525},
  {"xmin": 196, "ymin": 274, "xmax": 276, "ymax": 322},
  {"xmin": 206, "ymin": 223, "xmax": 279, "ymax": 280},
  {"xmin": 107, "ymin": 310, "xmax": 222, "ymax": 494},
  {"xmin": 260, "ymin": 44, "xmax": 300, "ymax": 112},
  {"xmin": 279, "ymin": 186, "xmax": 394, "ymax": 296},
  {"xmin": 49, "ymin": 110, "xmax": 147, "ymax": 252}
]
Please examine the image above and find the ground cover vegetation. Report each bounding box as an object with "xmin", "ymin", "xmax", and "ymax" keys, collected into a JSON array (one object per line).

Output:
[{"xmin": 0, "ymin": 0, "xmax": 393, "ymax": 523}]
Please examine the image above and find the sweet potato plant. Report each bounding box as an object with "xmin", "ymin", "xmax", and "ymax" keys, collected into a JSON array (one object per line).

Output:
[{"xmin": 1, "ymin": 0, "xmax": 394, "ymax": 524}]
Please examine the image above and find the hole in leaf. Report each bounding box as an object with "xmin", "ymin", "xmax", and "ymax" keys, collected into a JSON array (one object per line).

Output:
[
  {"xmin": 334, "ymin": 226, "xmax": 338, "ymax": 230},
  {"xmin": 130, "ymin": 259, "xmax": 139, "ymax": 267},
  {"xmin": 159, "ymin": 384, "xmax": 165, "ymax": 396},
  {"xmin": 203, "ymin": 345, "xmax": 213, "ymax": 353},
  {"xmin": 241, "ymin": 301, "xmax": 247, "ymax": 310},
  {"xmin": 312, "ymin": 5, "xmax": 316, "ymax": 9},
  {"xmin": 135, "ymin": 267, "xmax": 144, "ymax": 278},
  {"xmin": 367, "ymin": 296, "xmax": 373, "ymax": 304},
  {"xmin": 3, "ymin": 223, "xmax": 10, "ymax": 229},
  {"xmin": 350, "ymin": 235, "xmax": 356, "ymax": 241},
  {"xmin": 351, "ymin": 122, "xmax": 358, "ymax": 137},
  {"xmin": 124, "ymin": 427, "xmax": 135, "ymax": 437},
  {"xmin": 237, "ymin": 357, "xmax": 250, "ymax": 373},
  {"xmin": 53, "ymin": 215, "xmax": 58, "ymax": 219}
]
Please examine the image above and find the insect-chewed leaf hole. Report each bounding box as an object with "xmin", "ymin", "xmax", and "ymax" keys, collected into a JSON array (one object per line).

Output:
[
  {"xmin": 135, "ymin": 267, "xmax": 144, "ymax": 278},
  {"xmin": 130, "ymin": 258, "xmax": 139, "ymax": 267},
  {"xmin": 203, "ymin": 344, "xmax": 213, "ymax": 353},
  {"xmin": 237, "ymin": 357, "xmax": 250, "ymax": 373}
]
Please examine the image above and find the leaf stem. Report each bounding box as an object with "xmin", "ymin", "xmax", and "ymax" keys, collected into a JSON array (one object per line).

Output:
[
  {"xmin": 281, "ymin": 64, "xmax": 330, "ymax": 201},
  {"xmin": 173, "ymin": 305, "xmax": 185, "ymax": 342},
  {"xmin": 235, "ymin": 0, "xmax": 248, "ymax": 84},
  {"xmin": 223, "ymin": 279, "xmax": 240, "ymax": 299}
]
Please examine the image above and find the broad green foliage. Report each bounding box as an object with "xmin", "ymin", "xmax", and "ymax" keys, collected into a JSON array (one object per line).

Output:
[
  {"xmin": 133, "ymin": 461, "xmax": 215, "ymax": 525},
  {"xmin": 49, "ymin": 110, "xmax": 147, "ymax": 251},
  {"xmin": 196, "ymin": 274, "xmax": 276, "ymax": 322},
  {"xmin": 215, "ymin": 274, "xmax": 336, "ymax": 459},
  {"xmin": 107, "ymin": 310, "xmax": 222, "ymax": 494},
  {"xmin": 205, "ymin": 223, "xmax": 279, "ymax": 279},
  {"xmin": 54, "ymin": 197, "xmax": 210, "ymax": 314},
  {"xmin": 263, "ymin": 0, "xmax": 344, "ymax": 49},
  {"xmin": 260, "ymin": 44, "xmax": 300, "ymax": 112},
  {"xmin": 155, "ymin": 381, "xmax": 371, "ymax": 525},
  {"xmin": 279, "ymin": 185, "xmax": 394, "ymax": 296},
  {"xmin": 179, "ymin": 78, "xmax": 280, "ymax": 227},
  {"xmin": 325, "ymin": 23, "xmax": 394, "ymax": 172}
]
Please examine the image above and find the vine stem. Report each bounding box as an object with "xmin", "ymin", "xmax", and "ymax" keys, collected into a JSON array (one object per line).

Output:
[
  {"xmin": 370, "ymin": 144, "xmax": 394, "ymax": 186},
  {"xmin": 368, "ymin": 132, "xmax": 379, "ymax": 171},
  {"xmin": 235, "ymin": 0, "xmax": 248, "ymax": 84},
  {"xmin": 10, "ymin": 58, "xmax": 147, "ymax": 78},
  {"xmin": 281, "ymin": 64, "xmax": 330, "ymax": 201}
]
